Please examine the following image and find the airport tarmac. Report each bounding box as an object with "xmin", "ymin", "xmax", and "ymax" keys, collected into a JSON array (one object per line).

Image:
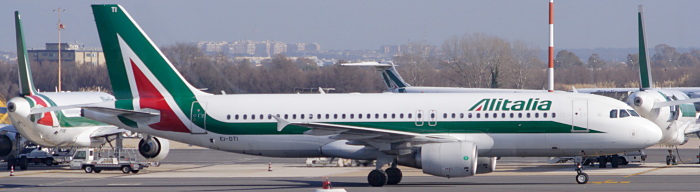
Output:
[{"xmin": 2, "ymin": 147, "xmax": 700, "ymax": 192}]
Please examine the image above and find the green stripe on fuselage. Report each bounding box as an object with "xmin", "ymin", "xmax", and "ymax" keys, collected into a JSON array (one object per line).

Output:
[{"xmin": 200, "ymin": 120, "xmax": 601, "ymax": 135}]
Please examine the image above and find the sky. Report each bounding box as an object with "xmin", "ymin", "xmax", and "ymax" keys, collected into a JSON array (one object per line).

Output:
[{"xmin": 2, "ymin": 0, "xmax": 700, "ymax": 52}]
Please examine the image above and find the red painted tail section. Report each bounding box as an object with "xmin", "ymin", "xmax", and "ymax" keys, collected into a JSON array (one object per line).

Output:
[{"xmin": 131, "ymin": 59, "xmax": 190, "ymax": 133}]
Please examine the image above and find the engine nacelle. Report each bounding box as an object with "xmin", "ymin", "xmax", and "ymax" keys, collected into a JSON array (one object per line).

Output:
[
  {"xmin": 0, "ymin": 134, "xmax": 14, "ymax": 157},
  {"xmin": 476, "ymin": 157, "xmax": 497, "ymax": 174},
  {"xmin": 138, "ymin": 136, "xmax": 170, "ymax": 161},
  {"xmin": 421, "ymin": 142, "xmax": 478, "ymax": 178}
]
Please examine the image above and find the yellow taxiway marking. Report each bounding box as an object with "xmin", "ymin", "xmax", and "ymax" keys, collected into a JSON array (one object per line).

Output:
[
  {"xmin": 624, "ymin": 165, "xmax": 671, "ymax": 178},
  {"xmin": 589, "ymin": 179, "xmax": 631, "ymax": 184}
]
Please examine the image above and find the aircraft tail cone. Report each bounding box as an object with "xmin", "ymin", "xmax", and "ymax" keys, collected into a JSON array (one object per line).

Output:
[{"xmin": 10, "ymin": 165, "xmax": 14, "ymax": 176}]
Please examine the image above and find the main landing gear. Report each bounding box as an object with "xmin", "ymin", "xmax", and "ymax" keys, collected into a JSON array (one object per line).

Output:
[
  {"xmin": 574, "ymin": 156, "xmax": 588, "ymax": 184},
  {"xmin": 666, "ymin": 149, "xmax": 677, "ymax": 165},
  {"xmin": 367, "ymin": 156, "xmax": 402, "ymax": 187}
]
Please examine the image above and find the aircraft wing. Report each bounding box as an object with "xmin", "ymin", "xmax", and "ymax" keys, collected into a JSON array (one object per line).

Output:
[
  {"xmin": 652, "ymin": 98, "xmax": 700, "ymax": 108},
  {"xmin": 273, "ymin": 116, "xmax": 457, "ymax": 144}
]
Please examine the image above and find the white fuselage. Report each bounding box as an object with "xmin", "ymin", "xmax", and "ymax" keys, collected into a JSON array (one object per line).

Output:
[
  {"xmin": 88, "ymin": 92, "xmax": 661, "ymax": 159},
  {"xmin": 8, "ymin": 92, "xmax": 118, "ymax": 147}
]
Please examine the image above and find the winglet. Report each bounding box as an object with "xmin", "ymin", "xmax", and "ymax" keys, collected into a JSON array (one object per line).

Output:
[
  {"xmin": 15, "ymin": 11, "xmax": 37, "ymax": 96},
  {"xmin": 571, "ymin": 86, "xmax": 578, "ymax": 93},
  {"xmin": 272, "ymin": 115, "xmax": 291, "ymax": 132},
  {"xmin": 638, "ymin": 5, "xmax": 653, "ymax": 89}
]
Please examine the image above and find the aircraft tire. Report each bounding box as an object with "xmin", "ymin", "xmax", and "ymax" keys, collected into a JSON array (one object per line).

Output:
[
  {"xmin": 576, "ymin": 173, "xmax": 589, "ymax": 184},
  {"xmin": 597, "ymin": 156, "xmax": 607, "ymax": 168},
  {"xmin": 385, "ymin": 167, "xmax": 402, "ymax": 185},
  {"xmin": 367, "ymin": 170, "xmax": 388, "ymax": 187},
  {"xmin": 610, "ymin": 155, "xmax": 619, "ymax": 168},
  {"xmin": 18, "ymin": 156, "xmax": 27, "ymax": 170}
]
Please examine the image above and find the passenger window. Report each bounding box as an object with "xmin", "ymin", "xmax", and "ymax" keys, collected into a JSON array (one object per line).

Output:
[
  {"xmin": 476, "ymin": 113, "xmax": 481, "ymax": 118},
  {"xmin": 543, "ymin": 113, "xmax": 548, "ymax": 118},
  {"xmin": 510, "ymin": 113, "xmax": 514, "ymax": 118},
  {"xmin": 518, "ymin": 113, "xmax": 522, "ymax": 118},
  {"xmin": 628, "ymin": 110, "xmax": 640, "ymax": 117},
  {"xmin": 342, "ymin": 114, "xmax": 346, "ymax": 119},
  {"xmin": 408, "ymin": 113, "xmax": 412, "ymax": 119},
  {"xmin": 292, "ymin": 114, "xmax": 297, "ymax": 119},
  {"xmin": 325, "ymin": 114, "xmax": 330, "ymax": 119},
  {"xmin": 443, "ymin": 113, "xmax": 447, "ymax": 118},
  {"xmin": 535, "ymin": 113, "xmax": 539, "ymax": 118},
  {"xmin": 468, "ymin": 113, "xmax": 473, "ymax": 118},
  {"xmin": 375, "ymin": 114, "xmax": 380, "ymax": 119},
  {"xmin": 451, "ymin": 113, "xmax": 456, "ymax": 119},
  {"xmin": 244, "ymin": 114, "xmax": 248, "ymax": 120},
  {"xmin": 485, "ymin": 113, "xmax": 489, "ymax": 118},
  {"xmin": 384, "ymin": 114, "xmax": 388, "ymax": 119},
  {"xmin": 619, "ymin": 110, "xmax": 630, "ymax": 118},
  {"xmin": 391, "ymin": 113, "xmax": 396, "ymax": 119},
  {"xmin": 526, "ymin": 113, "xmax": 530, "ymax": 118},
  {"xmin": 227, "ymin": 115, "xmax": 231, "ymax": 120},
  {"xmin": 350, "ymin": 114, "xmax": 354, "ymax": 119},
  {"xmin": 501, "ymin": 113, "xmax": 505, "ymax": 118},
  {"xmin": 610, "ymin": 110, "xmax": 618, "ymax": 118},
  {"xmin": 493, "ymin": 113, "xmax": 497, "ymax": 118},
  {"xmin": 357, "ymin": 114, "xmax": 362, "ymax": 119},
  {"xmin": 260, "ymin": 114, "xmax": 264, "ymax": 119},
  {"xmin": 235, "ymin": 114, "xmax": 239, "ymax": 120},
  {"xmin": 334, "ymin": 114, "xmax": 338, "ymax": 119},
  {"xmin": 400, "ymin": 113, "xmax": 404, "ymax": 119},
  {"xmin": 552, "ymin": 113, "xmax": 556, "ymax": 118},
  {"xmin": 417, "ymin": 113, "xmax": 422, "ymax": 119},
  {"xmin": 460, "ymin": 113, "xmax": 464, "ymax": 118},
  {"xmin": 252, "ymin": 114, "xmax": 256, "ymax": 120}
]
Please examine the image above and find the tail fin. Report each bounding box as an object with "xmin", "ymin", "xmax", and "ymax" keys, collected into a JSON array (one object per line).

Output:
[
  {"xmin": 15, "ymin": 11, "xmax": 37, "ymax": 96},
  {"xmin": 638, "ymin": 5, "xmax": 653, "ymax": 89},
  {"xmin": 341, "ymin": 61, "xmax": 411, "ymax": 90},
  {"xmin": 91, "ymin": 4, "xmax": 207, "ymax": 104}
]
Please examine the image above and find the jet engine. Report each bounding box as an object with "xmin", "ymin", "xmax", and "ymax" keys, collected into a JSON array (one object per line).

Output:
[
  {"xmin": 138, "ymin": 136, "xmax": 170, "ymax": 161},
  {"xmin": 0, "ymin": 134, "xmax": 14, "ymax": 157},
  {"xmin": 397, "ymin": 142, "xmax": 478, "ymax": 178}
]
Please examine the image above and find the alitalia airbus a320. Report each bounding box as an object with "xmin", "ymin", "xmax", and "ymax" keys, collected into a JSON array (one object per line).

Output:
[{"xmin": 75, "ymin": 4, "xmax": 661, "ymax": 186}]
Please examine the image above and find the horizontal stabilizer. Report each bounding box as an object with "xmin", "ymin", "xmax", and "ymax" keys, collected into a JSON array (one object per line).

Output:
[
  {"xmin": 341, "ymin": 62, "xmax": 392, "ymax": 68},
  {"xmin": 83, "ymin": 107, "xmax": 159, "ymax": 119},
  {"xmin": 652, "ymin": 98, "xmax": 700, "ymax": 108}
]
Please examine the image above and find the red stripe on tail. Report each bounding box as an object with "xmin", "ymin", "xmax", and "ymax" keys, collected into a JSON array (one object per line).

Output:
[{"xmin": 131, "ymin": 59, "xmax": 191, "ymax": 133}]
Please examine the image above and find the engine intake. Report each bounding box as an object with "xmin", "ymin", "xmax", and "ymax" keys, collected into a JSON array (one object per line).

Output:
[{"xmin": 138, "ymin": 136, "xmax": 170, "ymax": 161}]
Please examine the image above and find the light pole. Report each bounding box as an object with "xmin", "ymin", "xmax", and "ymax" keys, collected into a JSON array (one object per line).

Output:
[{"xmin": 54, "ymin": 8, "xmax": 65, "ymax": 92}]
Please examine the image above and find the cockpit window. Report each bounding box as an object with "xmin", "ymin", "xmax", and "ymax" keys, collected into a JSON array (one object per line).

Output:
[
  {"xmin": 628, "ymin": 110, "xmax": 640, "ymax": 117},
  {"xmin": 619, "ymin": 109, "xmax": 630, "ymax": 118},
  {"xmin": 609, "ymin": 110, "xmax": 618, "ymax": 118}
]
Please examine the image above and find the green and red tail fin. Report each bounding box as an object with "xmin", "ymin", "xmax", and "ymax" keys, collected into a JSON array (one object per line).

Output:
[
  {"xmin": 638, "ymin": 5, "xmax": 653, "ymax": 89},
  {"xmin": 15, "ymin": 11, "xmax": 37, "ymax": 96},
  {"xmin": 92, "ymin": 4, "xmax": 207, "ymax": 104}
]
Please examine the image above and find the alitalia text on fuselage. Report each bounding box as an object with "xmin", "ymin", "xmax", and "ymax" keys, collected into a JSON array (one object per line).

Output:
[{"xmin": 469, "ymin": 98, "xmax": 552, "ymax": 111}]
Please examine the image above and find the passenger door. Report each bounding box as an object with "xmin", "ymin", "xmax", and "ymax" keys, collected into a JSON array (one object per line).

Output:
[{"xmin": 571, "ymin": 99, "xmax": 589, "ymax": 132}]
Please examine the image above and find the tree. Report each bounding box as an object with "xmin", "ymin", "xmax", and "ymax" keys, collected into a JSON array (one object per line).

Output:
[{"xmin": 554, "ymin": 50, "xmax": 583, "ymax": 69}]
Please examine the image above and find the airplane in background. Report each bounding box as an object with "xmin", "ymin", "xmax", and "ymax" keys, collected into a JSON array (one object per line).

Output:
[
  {"xmin": 341, "ymin": 61, "xmax": 547, "ymax": 94},
  {"xmin": 5, "ymin": 11, "xmax": 170, "ymax": 170},
  {"xmin": 78, "ymin": 4, "xmax": 662, "ymax": 186},
  {"xmin": 576, "ymin": 6, "xmax": 700, "ymax": 165}
]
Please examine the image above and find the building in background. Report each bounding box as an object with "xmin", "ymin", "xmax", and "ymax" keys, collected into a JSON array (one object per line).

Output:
[{"xmin": 28, "ymin": 43, "xmax": 104, "ymax": 66}]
